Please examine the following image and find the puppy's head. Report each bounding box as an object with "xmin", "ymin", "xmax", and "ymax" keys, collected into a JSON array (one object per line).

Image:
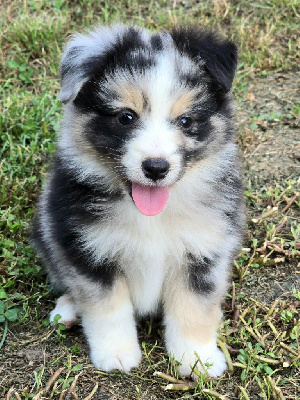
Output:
[{"xmin": 59, "ymin": 25, "xmax": 237, "ymax": 216}]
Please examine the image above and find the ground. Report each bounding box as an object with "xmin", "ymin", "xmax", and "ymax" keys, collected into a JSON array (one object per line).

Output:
[
  {"xmin": 237, "ymin": 72, "xmax": 299, "ymax": 304},
  {"xmin": 0, "ymin": 1, "xmax": 299, "ymax": 399}
]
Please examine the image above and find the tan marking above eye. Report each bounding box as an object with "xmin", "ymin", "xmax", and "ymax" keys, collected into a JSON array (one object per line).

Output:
[
  {"xmin": 170, "ymin": 90, "xmax": 198, "ymax": 119},
  {"xmin": 118, "ymin": 86, "xmax": 146, "ymax": 115}
]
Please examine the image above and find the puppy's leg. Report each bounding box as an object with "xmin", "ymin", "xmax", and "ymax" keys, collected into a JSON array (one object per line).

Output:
[
  {"xmin": 50, "ymin": 294, "xmax": 79, "ymax": 328},
  {"xmin": 80, "ymin": 277, "xmax": 142, "ymax": 373},
  {"xmin": 163, "ymin": 264, "xmax": 227, "ymax": 378}
]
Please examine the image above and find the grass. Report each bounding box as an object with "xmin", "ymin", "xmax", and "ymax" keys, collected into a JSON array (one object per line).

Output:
[{"xmin": 0, "ymin": 0, "xmax": 299, "ymax": 399}]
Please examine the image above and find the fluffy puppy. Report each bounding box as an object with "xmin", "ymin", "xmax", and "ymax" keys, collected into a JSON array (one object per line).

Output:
[{"xmin": 32, "ymin": 25, "xmax": 243, "ymax": 378}]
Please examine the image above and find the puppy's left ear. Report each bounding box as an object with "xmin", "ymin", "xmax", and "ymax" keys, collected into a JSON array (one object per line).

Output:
[
  {"xmin": 171, "ymin": 28, "xmax": 238, "ymax": 93},
  {"xmin": 58, "ymin": 33, "xmax": 103, "ymax": 103},
  {"xmin": 58, "ymin": 26, "xmax": 126, "ymax": 103}
]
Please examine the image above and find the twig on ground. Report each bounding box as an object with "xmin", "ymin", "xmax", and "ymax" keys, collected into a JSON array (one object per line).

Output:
[
  {"xmin": 239, "ymin": 315, "xmax": 264, "ymax": 344},
  {"xmin": 66, "ymin": 372, "xmax": 82, "ymax": 398},
  {"xmin": 233, "ymin": 305, "xmax": 241, "ymax": 322},
  {"xmin": 251, "ymin": 207, "xmax": 278, "ymax": 223},
  {"xmin": 233, "ymin": 363, "xmax": 256, "ymax": 373},
  {"xmin": 194, "ymin": 351, "xmax": 210, "ymax": 378},
  {"xmin": 44, "ymin": 367, "xmax": 65, "ymax": 393},
  {"xmin": 267, "ymin": 320, "xmax": 279, "ymax": 336},
  {"xmin": 49, "ymin": 381, "xmax": 59, "ymax": 399},
  {"xmin": 289, "ymin": 111, "xmax": 299, "ymax": 119},
  {"xmin": 217, "ymin": 338, "xmax": 234, "ymax": 372},
  {"xmin": 239, "ymin": 386, "xmax": 251, "ymax": 400},
  {"xmin": 254, "ymin": 355, "xmax": 281, "ymax": 365},
  {"xmin": 226, "ymin": 345, "xmax": 240, "ymax": 355},
  {"xmin": 221, "ymin": 300, "xmax": 232, "ymax": 311},
  {"xmin": 263, "ymin": 242, "xmax": 300, "ymax": 257},
  {"xmin": 281, "ymin": 192, "xmax": 299, "ymax": 214},
  {"xmin": 153, "ymin": 371, "xmax": 179, "ymax": 383},
  {"xmin": 266, "ymin": 376, "xmax": 286, "ymax": 400},
  {"xmin": 32, "ymin": 367, "xmax": 65, "ymax": 400},
  {"xmin": 202, "ymin": 388, "xmax": 229, "ymax": 399},
  {"xmin": 19, "ymin": 328, "xmax": 56, "ymax": 345},
  {"xmin": 231, "ymin": 281, "xmax": 236, "ymax": 310},
  {"xmin": 290, "ymin": 353, "xmax": 300, "ymax": 365},
  {"xmin": 59, "ymin": 389, "xmax": 67, "ymax": 400},
  {"xmin": 83, "ymin": 384, "xmax": 98, "ymax": 400},
  {"xmin": 275, "ymin": 216, "xmax": 288, "ymax": 231},
  {"xmin": 164, "ymin": 382, "xmax": 196, "ymax": 391},
  {"xmin": 267, "ymin": 299, "xmax": 280, "ymax": 318},
  {"xmin": 280, "ymin": 342, "xmax": 298, "ymax": 357},
  {"xmin": 6, "ymin": 388, "xmax": 16, "ymax": 400}
]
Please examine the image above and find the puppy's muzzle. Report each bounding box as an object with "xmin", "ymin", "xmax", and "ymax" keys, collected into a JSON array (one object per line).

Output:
[{"xmin": 142, "ymin": 158, "xmax": 170, "ymax": 182}]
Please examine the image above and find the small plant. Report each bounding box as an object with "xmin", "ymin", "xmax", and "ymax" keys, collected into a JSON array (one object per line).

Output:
[
  {"xmin": 8, "ymin": 59, "xmax": 34, "ymax": 84},
  {"xmin": 0, "ymin": 301, "xmax": 21, "ymax": 324},
  {"xmin": 290, "ymin": 325, "xmax": 300, "ymax": 341},
  {"xmin": 292, "ymin": 288, "xmax": 300, "ymax": 301},
  {"xmin": 280, "ymin": 310, "xmax": 294, "ymax": 323},
  {"xmin": 0, "ymin": 291, "xmax": 22, "ymax": 350},
  {"xmin": 51, "ymin": 313, "xmax": 68, "ymax": 340}
]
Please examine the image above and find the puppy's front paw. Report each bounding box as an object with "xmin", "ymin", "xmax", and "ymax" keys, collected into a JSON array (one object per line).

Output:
[
  {"xmin": 50, "ymin": 294, "xmax": 79, "ymax": 328},
  {"xmin": 168, "ymin": 338, "xmax": 227, "ymax": 379},
  {"xmin": 91, "ymin": 345, "xmax": 142, "ymax": 373}
]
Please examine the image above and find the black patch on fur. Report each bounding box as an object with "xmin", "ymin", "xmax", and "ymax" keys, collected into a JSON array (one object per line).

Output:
[
  {"xmin": 150, "ymin": 34, "xmax": 163, "ymax": 51},
  {"xmin": 31, "ymin": 211, "xmax": 52, "ymax": 262},
  {"xmin": 215, "ymin": 170, "xmax": 242, "ymax": 202},
  {"xmin": 71, "ymin": 77, "xmax": 106, "ymax": 113},
  {"xmin": 72, "ymin": 27, "xmax": 155, "ymax": 113},
  {"xmin": 224, "ymin": 211, "xmax": 238, "ymax": 227},
  {"xmin": 187, "ymin": 254, "xmax": 215, "ymax": 294},
  {"xmin": 178, "ymin": 72, "xmax": 204, "ymax": 89},
  {"xmin": 63, "ymin": 27, "xmax": 154, "ymax": 82},
  {"xmin": 180, "ymin": 147, "xmax": 203, "ymax": 166},
  {"xmin": 74, "ymin": 69, "xmax": 145, "ymax": 160},
  {"xmin": 174, "ymin": 71, "xmax": 233, "ymax": 154},
  {"xmin": 94, "ymin": 26, "xmax": 155, "ymax": 75},
  {"xmin": 217, "ymin": 171, "xmax": 243, "ymax": 230},
  {"xmin": 31, "ymin": 211, "xmax": 69, "ymax": 293},
  {"xmin": 35, "ymin": 156, "xmax": 123, "ymax": 286},
  {"xmin": 183, "ymin": 119, "xmax": 213, "ymax": 141},
  {"xmin": 83, "ymin": 111, "xmax": 140, "ymax": 159},
  {"xmin": 174, "ymin": 94, "xmax": 218, "ymax": 147},
  {"xmin": 170, "ymin": 27, "xmax": 237, "ymax": 93}
]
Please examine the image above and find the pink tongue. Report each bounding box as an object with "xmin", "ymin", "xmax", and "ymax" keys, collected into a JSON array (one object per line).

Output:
[{"xmin": 131, "ymin": 183, "xmax": 169, "ymax": 216}]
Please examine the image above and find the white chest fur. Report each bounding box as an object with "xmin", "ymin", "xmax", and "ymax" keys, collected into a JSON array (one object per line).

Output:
[{"xmin": 80, "ymin": 177, "xmax": 227, "ymax": 315}]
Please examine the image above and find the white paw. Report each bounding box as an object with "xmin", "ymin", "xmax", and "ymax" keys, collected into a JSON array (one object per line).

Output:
[
  {"xmin": 81, "ymin": 290, "xmax": 141, "ymax": 374},
  {"xmin": 168, "ymin": 339, "xmax": 227, "ymax": 379},
  {"xmin": 90, "ymin": 345, "xmax": 142, "ymax": 373},
  {"xmin": 49, "ymin": 294, "xmax": 79, "ymax": 328}
]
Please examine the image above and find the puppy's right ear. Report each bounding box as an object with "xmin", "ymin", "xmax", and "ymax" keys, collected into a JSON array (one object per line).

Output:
[
  {"xmin": 58, "ymin": 26, "xmax": 125, "ymax": 103},
  {"xmin": 170, "ymin": 27, "xmax": 237, "ymax": 93}
]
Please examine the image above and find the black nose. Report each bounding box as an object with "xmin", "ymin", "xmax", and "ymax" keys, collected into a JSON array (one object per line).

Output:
[{"xmin": 142, "ymin": 158, "xmax": 170, "ymax": 181}]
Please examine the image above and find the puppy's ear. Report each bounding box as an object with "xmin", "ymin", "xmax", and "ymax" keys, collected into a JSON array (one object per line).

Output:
[
  {"xmin": 58, "ymin": 26, "xmax": 126, "ymax": 103},
  {"xmin": 171, "ymin": 28, "xmax": 237, "ymax": 93}
]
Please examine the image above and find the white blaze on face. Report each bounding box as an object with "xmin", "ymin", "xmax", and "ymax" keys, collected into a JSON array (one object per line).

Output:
[
  {"xmin": 119, "ymin": 53, "xmax": 176, "ymax": 216},
  {"xmin": 118, "ymin": 46, "xmax": 200, "ymax": 216}
]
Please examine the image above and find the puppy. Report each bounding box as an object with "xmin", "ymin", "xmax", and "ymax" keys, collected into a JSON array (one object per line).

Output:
[{"xmin": 32, "ymin": 25, "xmax": 243, "ymax": 378}]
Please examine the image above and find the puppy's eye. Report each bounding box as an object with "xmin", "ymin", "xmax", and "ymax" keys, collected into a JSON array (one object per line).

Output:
[
  {"xmin": 179, "ymin": 116, "xmax": 193, "ymax": 129},
  {"xmin": 118, "ymin": 111, "xmax": 136, "ymax": 126}
]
